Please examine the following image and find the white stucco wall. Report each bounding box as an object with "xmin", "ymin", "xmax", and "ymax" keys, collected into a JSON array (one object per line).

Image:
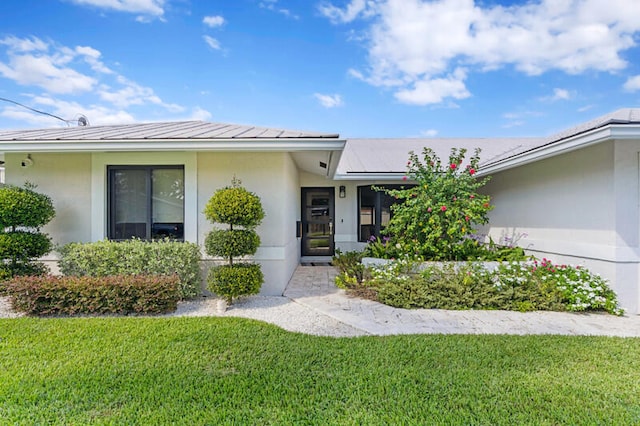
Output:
[
  {"xmin": 484, "ymin": 140, "xmax": 640, "ymax": 313},
  {"xmin": 484, "ymin": 142, "xmax": 616, "ymax": 252},
  {"xmin": 5, "ymin": 153, "xmax": 93, "ymax": 245}
]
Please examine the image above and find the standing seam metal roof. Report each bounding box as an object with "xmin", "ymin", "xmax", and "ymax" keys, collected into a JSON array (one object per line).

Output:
[{"xmin": 0, "ymin": 120, "xmax": 340, "ymax": 141}]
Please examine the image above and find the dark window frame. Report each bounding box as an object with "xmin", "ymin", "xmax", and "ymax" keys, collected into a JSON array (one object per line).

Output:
[
  {"xmin": 107, "ymin": 165, "xmax": 185, "ymax": 241},
  {"xmin": 357, "ymin": 184, "xmax": 413, "ymax": 242}
]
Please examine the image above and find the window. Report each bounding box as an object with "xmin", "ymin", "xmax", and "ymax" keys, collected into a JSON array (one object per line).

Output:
[
  {"xmin": 108, "ymin": 166, "xmax": 184, "ymax": 240},
  {"xmin": 358, "ymin": 185, "xmax": 412, "ymax": 242}
]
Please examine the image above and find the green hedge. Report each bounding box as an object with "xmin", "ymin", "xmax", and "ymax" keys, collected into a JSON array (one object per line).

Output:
[
  {"xmin": 58, "ymin": 239, "xmax": 201, "ymax": 299},
  {"xmin": 5, "ymin": 274, "xmax": 181, "ymax": 315}
]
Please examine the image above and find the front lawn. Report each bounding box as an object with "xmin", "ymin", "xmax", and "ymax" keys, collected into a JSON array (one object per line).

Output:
[{"xmin": 1, "ymin": 317, "xmax": 639, "ymax": 424}]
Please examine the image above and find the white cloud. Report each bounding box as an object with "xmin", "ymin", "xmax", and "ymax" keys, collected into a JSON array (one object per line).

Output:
[
  {"xmin": 68, "ymin": 0, "xmax": 165, "ymax": 20},
  {"xmin": 318, "ymin": 0, "xmax": 378, "ymax": 23},
  {"xmin": 551, "ymin": 88, "xmax": 571, "ymax": 101},
  {"xmin": 202, "ymin": 35, "xmax": 222, "ymax": 50},
  {"xmin": 203, "ymin": 15, "xmax": 225, "ymax": 28},
  {"xmin": 203, "ymin": 35, "xmax": 221, "ymax": 50},
  {"xmin": 0, "ymin": 95, "xmax": 137, "ymax": 127},
  {"xmin": 322, "ymin": 0, "xmax": 640, "ymax": 105},
  {"xmin": 394, "ymin": 69, "xmax": 470, "ymax": 106},
  {"xmin": 0, "ymin": 36, "xmax": 97, "ymax": 94},
  {"xmin": 0, "ymin": 35, "xmax": 187, "ymax": 127},
  {"xmin": 420, "ymin": 129, "xmax": 438, "ymax": 137},
  {"xmin": 624, "ymin": 75, "xmax": 640, "ymax": 92},
  {"xmin": 502, "ymin": 120, "xmax": 525, "ymax": 129},
  {"xmin": 187, "ymin": 107, "xmax": 212, "ymax": 121},
  {"xmin": 539, "ymin": 87, "xmax": 573, "ymax": 102},
  {"xmin": 260, "ymin": 0, "xmax": 300, "ymax": 19},
  {"xmin": 501, "ymin": 109, "xmax": 543, "ymax": 128},
  {"xmin": 98, "ymin": 76, "xmax": 184, "ymax": 112},
  {"xmin": 314, "ymin": 93, "xmax": 344, "ymax": 108}
]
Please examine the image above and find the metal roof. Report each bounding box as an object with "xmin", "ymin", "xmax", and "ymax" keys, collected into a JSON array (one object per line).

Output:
[
  {"xmin": 335, "ymin": 137, "xmax": 544, "ymax": 178},
  {"xmin": 0, "ymin": 120, "xmax": 339, "ymax": 141},
  {"xmin": 544, "ymin": 108, "xmax": 640, "ymax": 145},
  {"xmin": 335, "ymin": 108, "xmax": 640, "ymax": 178}
]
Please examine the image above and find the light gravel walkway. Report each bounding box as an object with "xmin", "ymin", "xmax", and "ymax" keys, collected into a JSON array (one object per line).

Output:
[{"xmin": 2, "ymin": 265, "xmax": 640, "ymax": 338}]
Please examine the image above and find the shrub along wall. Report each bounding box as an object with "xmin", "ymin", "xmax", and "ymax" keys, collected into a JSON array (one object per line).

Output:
[
  {"xmin": 6, "ymin": 274, "xmax": 181, "ymax": 315},
  {"xmin": 58, "ymin": 239, "xmax": 201, "ymax": 299}
]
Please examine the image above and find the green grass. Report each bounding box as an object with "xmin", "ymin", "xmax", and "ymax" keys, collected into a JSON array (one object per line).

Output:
[{"xmin": 1, "ymin": 317, "xmax": 640, "ymax": 425}]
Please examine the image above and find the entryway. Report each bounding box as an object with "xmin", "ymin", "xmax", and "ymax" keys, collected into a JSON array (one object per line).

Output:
[{"xmin": 301, "ymin": 187, "xmax": 335, "ymax": 257}]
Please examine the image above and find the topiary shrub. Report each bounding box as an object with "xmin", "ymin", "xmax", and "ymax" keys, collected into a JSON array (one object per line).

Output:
[
  {"xmin": 207, "ymin": 263, "xmax": 264, "ymax": 303},
  {"xmin": 0, "ymin": 184, "xmax": 55, "ymax": 283},
  {"xmin": 204, "ymin": 229, "xmax": 260, "ymax": 259},
  {"xmin": 204, "ymin": 185, "xmax": 265, "ymax": 228},
  {"xmin": 205, "ymin": 177, "xmax": 265, "ymax": 304},
  {"xmin": 58, "ymin": 239, "xmax": 201, "ymax": 299}
]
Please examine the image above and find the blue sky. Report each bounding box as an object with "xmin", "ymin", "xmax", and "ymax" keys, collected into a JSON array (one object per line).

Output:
[{"xmin": 0, "ymin": 0, "xmax": 639, "ymax": 138}]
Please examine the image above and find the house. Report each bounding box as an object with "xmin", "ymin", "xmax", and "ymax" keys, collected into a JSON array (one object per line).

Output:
[{"xmin": 0, "ymin": 108, "xmax": 639, "ymax": 313}]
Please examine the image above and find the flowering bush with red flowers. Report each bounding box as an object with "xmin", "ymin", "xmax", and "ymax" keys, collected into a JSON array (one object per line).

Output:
[{"xmin": 381, "ymin": 148, "xmax": 494, "ymax": 260}]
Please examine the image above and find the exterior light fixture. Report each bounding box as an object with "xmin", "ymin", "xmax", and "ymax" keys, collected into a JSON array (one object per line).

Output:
[
  {"xmin": 21, "ymin": 154, "xmax": 33, "ymax": 168},
  {"xmin": 339, "ymin": 185, "xmax": 346, "ymax": 198}
]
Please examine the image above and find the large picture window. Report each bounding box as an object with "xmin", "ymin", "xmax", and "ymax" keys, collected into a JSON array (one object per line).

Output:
[
  {"xmin": 108, "ymin": 166, "xmax": 184, "ymax": 240},
  {"xmin": 358, "ymin": 185, "xmax": 411, "ymax": 242}
]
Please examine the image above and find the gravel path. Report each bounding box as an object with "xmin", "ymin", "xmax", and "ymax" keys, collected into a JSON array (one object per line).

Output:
[{"xmin": 0, "ymin": 295, "xmax": 368, "ymax": 337}]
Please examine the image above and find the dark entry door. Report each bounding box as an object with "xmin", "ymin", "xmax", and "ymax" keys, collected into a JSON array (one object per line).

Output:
[{"xmin": 301, "ymin": 187, "xmax": 335, "ymax": 256}]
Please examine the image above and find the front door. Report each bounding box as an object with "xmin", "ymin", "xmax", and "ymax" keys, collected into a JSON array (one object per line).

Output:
[{"xmin": 301, "ymin": 187, "xmax": 335, "ymax": 256}]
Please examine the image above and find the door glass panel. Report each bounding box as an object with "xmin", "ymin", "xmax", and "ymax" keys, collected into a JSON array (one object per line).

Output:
[{"xmin": 301, "ymin": 189, "xmax": 334, "ymax": 256}]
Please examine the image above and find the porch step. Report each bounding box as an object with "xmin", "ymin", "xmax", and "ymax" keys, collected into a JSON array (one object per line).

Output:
[{"xmin": 300, "ymin": 256, "xmax": 333, "ymax": 266}]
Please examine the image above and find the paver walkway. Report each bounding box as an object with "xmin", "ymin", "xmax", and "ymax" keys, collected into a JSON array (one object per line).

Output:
[{"xmin": 284, "ymin": 265, "xmax": 640, "ymax": 337}]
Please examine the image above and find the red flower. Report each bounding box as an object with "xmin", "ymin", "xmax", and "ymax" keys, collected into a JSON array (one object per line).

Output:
[
  {"xmin": 482, "ymin": 202, "xmax": 489, "ymax": 208},
  {"xmin": 440, "ymin": 206, "xmax": 447, "ymax": 212},
  {"xmin": 469, "ymin": 168, "xmax": 476, "ymax": 175},
  {"xmin": 450, "ymin": 163, "xmax": 457, "ymax": 170},
  {"xmin": 465, "ymin": 215, "xmax": 470, "ymax": 222},
  {"xmin": 470, "ymin": 195, "xmax": 475, "ymax": 199},
  {"xmin": 402, "ymin": 176, "xmax": 407, "ymax": 181},
  {"xmin": 427, "ymin": 207, "xmax": 432, "ymax": 213}
]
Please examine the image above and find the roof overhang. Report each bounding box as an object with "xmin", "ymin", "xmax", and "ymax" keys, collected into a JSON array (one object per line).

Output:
[
  {"xmin": 479, "ymin": 123, "xmax": 640, "ymax": 176},
  {"xmin": 333, "ymin": 171, "xmax": 407, "ymax": 180},
  {"xmin": 0, "ymin": 138, "xmax": 346, "ymax": 153}
]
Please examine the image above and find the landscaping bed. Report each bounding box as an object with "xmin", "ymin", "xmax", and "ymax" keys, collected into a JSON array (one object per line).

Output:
[
  {"xmin": 332, "ymin": 147, "xmax": 624, "ymax": 316},
  {"xmin": 335, "ymin": 253, "xmax": 623, "ymax": 315}
]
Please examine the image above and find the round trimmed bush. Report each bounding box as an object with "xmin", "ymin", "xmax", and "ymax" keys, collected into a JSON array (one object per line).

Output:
[
  {"xmin": 0, "ymin": 231, "xmax": 52, "ymax": 259},
  {"xmin": 205, "ymin": 229, "xmax": 260, "ymax": 259},
  {"xmin": 207, "ymin": 263, "xmax": 264, "ymax": 304},
  {"xmin": 0, "ymin": 185, "xmax": 55, "ymax": 230},
  {"xmin": 204, "ymin": 186, "xmax": 264, "ymax": 228}
]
